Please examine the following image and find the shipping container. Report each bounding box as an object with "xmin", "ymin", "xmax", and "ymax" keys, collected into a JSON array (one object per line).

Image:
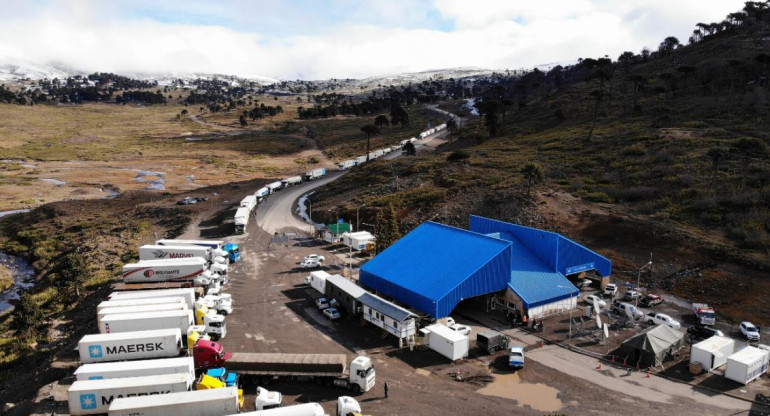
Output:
[
  {"xmin": 78, "ymin": 329, "xmax": 183, "ymax": 364},
  {"xmin": 121, "ymin": 258, "xmax": 208, "ymax": 284},
  {"xmin": 75, "ymin": 357, "xmax": 194, "ymax": 381},
  {"xmin": 97, "ymin": 297, "xmax": 187, "ymax": 313},
  {"xmin": 99, "ymin": 310, "xmax": 193, "ymax": 335},
  {"xmin": 107, "ymin": 386, "xmax": 239, "ymax": 416},
  {"xmin": 690, "ymin": 336, "xmax": 735, "ymax": 372},
  {"xmin": 108, "ymin": 288, "xmax": 196, "ymax": 309},
  {"xmin": 67, "ymin": 373, "xmax": 192, "ymax": 415},
  {"xmin": 419, "ymin": 324, "xmax": 469, "ymax": 361},
  {"xmin": 725, "ymin": 346, "xmax": 769, "ymax": 384},
  {"xmin": 98, "ymin": 303, "xmax": 188, "ymax": 324}
]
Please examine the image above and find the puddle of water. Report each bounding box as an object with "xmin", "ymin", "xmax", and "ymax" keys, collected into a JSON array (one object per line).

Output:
[
  {"xmin": 0, "ymin": 251, "xmax": 36, "ymax": 313},
  {"xmin": 476, "ymin": 372, "xmax": 562, "ymax": 412},
  {"xmin": 41, "ymin": 178, "xmax": 66, "ymax": 186},
  {"xmin": 0, "ymin": 209, "xmax": 31, "ymax": 218},
  {"xmin": 297, "ymin": 192, "xmax": 321, "ymax": 226},
  {"xmin": 185, "ymin": 137, "xmax": 202, "ymax": 141}
]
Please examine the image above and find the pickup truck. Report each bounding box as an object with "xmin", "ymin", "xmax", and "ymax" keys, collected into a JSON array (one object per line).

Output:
[
  {"xmin": 611, "ymin": 301, "xmax": 644, "ymax": 320},
  {"xmin": 603, "ymin": 283, "xmax": 618, "ymax": 298},
  {"xmin": 643, "ymin": 312, "xmax": 681, "ymax": 329},
  {"xmin": 640, "ymin": 294, "xmax": 664, "ymax": 307}
]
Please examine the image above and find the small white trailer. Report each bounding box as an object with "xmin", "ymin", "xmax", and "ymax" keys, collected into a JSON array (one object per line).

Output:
[
  {"xmin": 78, "ymin": 328, "xmax": 183, "ymax": 364},
  {"xmin": 75, "ymin": 356, "xmax": 194, "ymax": 381},
  {"xmin": 690, "ymin": 336, "xmax": 735, "ymax": 372},
  {"xmin": 107, "ymin": 386, "xmax": 239, "ymax": 416},
  {"xmin": 68, "ymin": 373, "xmax": 192, "ymax": 415},
  {"xmin": 419, "ymin": 324, "xmax": 469, "ymax": 361},
  {"xmin": 108, "ymin": 288, "xmax": 196, "ymax": 309},
  {"xmin": 281, "ymin": 176, "xmax": 303, "ymax": 187},
  {"xmin": 97, "ymin": 297, "xmax": 187, "ymax": 313},
  {"xmin": 305, "ymin": 270, "xmax": 331, "ymax": 295},
  {"xmin": 99, "ymin": 309, "xmax": 194, "ymax": 335},
  {"xmin": 725, "ymin": 346, "xmax": 769, "ymax": 384}
]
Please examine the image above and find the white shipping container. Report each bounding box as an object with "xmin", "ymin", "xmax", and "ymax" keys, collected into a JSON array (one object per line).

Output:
[
  {"xmin": 156, "ymin": 239, "xmax": 224, "ymax": 251},
  {"xmin": 226, "ymin": 402, "xmax": 325, "ymax": 416},
  {"xmin": 355, "ymin": 156, "xmax": 367, "ymax": 165},
  {"xmin": 419, "ymin": 324, "xmax": 469, "ymax": 361},
  {"xmin": 68, "ymin": 373, "xmax": 192, "ymax": 415},
  {"xmin": 240, "ymin": 195, "xmax": 257, "ymax": 211},
  {"xmin": 690, "ymin": 336, "xmax": 735, "ymax": 371},
  {"xmin": 99, "ymin": 310, "xmax": 193, "ymax": 335},
  {"xmin": 75, "ymin": 357, "xmax": 194, "ymax": 381},
  {"xmin": 725, "ymin": 346, "xmax": 770, "ymax": 384},
  {"xmin": 108, "ymin": 288, "xmax": 196, "ymax": 309},
  {"xmin": 97, "ymin": 297, "xmax": 187, "ymax": 313},
  {"xmin": 108, "ymin": 386, "xmax": 239, "ymax": 416},
  {"xmin": 342, "ymin": 231, "xmax": 375, "ymax": 251},
  {"xmin": 255, "ymin": 187, "xmax": 270, "ymax": 198},
  {"xmin": 97, "ymin": 303, "xmax": 188, "ymax": 324},
  {"xmin": 139, "ymin": 244, "xmax": 224, "ymax": 264},
  {"xmin": 121, "ymin": 258, "xmax": 207, "ymax": 284},
  {"xmin": 78, "ymin": 329, "xmax": 183, "ymax": 364},
  {"xmin": 305, "ymin": 270, "xmax": 330, "ymax": 295},
  {"xmin": 281, "ymin": 176, "xmax": 303, "ymax": 187}
]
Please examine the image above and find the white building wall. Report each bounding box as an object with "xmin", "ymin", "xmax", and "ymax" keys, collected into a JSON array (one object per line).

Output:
[{"xmin": 526, "ymin": 296, "xmax": 577, "ymax": 320}]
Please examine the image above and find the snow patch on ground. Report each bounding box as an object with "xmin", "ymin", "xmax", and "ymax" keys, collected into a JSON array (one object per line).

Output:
[{"xmin": 465, "ymin": 99, "xmax": 479, "ymax": 116}]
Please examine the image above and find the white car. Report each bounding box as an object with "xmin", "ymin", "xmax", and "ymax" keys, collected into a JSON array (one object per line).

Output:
[
  {"xmin": 449, "ymin": 324, "xmax": 471, "ymax": 336},
  {"xmin": 304, "ymin": 254, "xmax": 326, "ymax": 263},
  {"xmin": 603, "ymin": 283, "xmax": 618, "ymax": 298},
  {"xmin": 740, "ymin": 321, "xmax": 760, "ymax": 342},
  {"xmin": 584, "ymin": 295, "xmax": 607, "ymax": 309},
  {"xmin": 299, "ymin": 258, "xmax": 323, "ymax": 269},
  {"xmin": 323, "ymin": 307, "xmax": 342, "ymax": 321},
  {"xmin": 315, "ymin": 297, "xmax": 330, "ymax": 310}
]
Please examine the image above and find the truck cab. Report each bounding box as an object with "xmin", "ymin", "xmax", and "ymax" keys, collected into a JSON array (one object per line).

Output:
[
  {"xmin": 193, "ymin": 340, "xmax": 231, "ymax": 369},
  {"xmin": 509, "ymin": 346, "xmax": 525, "ymax": 369},
  {"xmin": 255, "ymin": 386, "xmax": 283, "ymax": 410},
  {"xmin": 196, "ymin": 374, "xmax": 244, "ymax": 408},
  {"xmin": 223, "ymin": 242, "xmax": 240, "ymax": 263},
  {"xmin": 348, "ymin": 356, "xmax": 376, "ymax": 393},
  {"xmin": 337, "ymin": 396, "xmax": 362, "ymax": 416},
  {"xmin": 206, "ymin": 367, "xmax": 238, "ymax": 387}
]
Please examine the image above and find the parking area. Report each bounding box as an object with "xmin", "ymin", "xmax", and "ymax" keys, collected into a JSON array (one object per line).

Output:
[{"xmin": 217, "ymin": 218, "xmax": 768, "ymax": 416}]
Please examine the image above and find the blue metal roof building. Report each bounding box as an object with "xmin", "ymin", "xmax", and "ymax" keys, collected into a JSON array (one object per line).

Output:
[{"xmin": 360, "ymin": 222, "xmax": 512, "ymax": 318}]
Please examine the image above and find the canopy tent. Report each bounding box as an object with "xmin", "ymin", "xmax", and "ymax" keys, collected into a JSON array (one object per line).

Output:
[{"xmin": 616, "ymin": 325, "xmax": 685, "ymax": 368}]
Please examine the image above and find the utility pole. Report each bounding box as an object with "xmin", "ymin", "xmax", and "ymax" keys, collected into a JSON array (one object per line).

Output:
[
  {"xmin": 356, "ymin": 203, "xmax": 366, "ymax": 232},
  {"xmin": 635, "ymin": 253, "xmax": 653, "ymax": 307}
]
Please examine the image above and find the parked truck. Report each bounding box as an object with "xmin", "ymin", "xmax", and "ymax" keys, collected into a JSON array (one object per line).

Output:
[
  {"xmin": 266, "ymin": 181, "xmax": 284, "ymax": 194},
  {"xmin": 108, "ymin": 288, "xmax": 196, "ymax": 309},
  {"xmin": 107, "ymin": 386, "xmax": 240, "ymax": 416},
  {"xmin": 337, "ymin": 160, "xmax": 355, "ymax": 170},
  {"xmin": 281, "ymin": 176, "xmax": 303, "ymax": 188},
  {"xmin": 97, "ymin": 297, "xmax": 187, "ymax": 313},
  {"xmin": 254, "ymin": 187, "xmax": 270, "ymax": 202},
  {"xmin": 305, "ymin": 270, "xmax": 330, "ymax": 295},
  {"xmin": 122, "ymin": 258, "xmax": 210, "ymax": 286},
  {"xmin": 139, "ymin": 244, "xmax": 227, "ymax": 265},
  {"xmin": 156, "ymin": 239, "xmax": 240, "ymax": 263},
  {"xmin": 112, "ymin": 281, "xmax": 199, "ymax": 291},
  {"xmin": 99, "ymin": 309, "xmax": 194, "ymax": 335},
  {"xmin": 234, "ymin": 206, "xmax": 250, "ymax": 235},
  {"xmin": 68, "ymin": 373, "xmax": 192, "ymax": 415},
  {"xmin": 75, "ymin": 356, "xmax": 195, "ymax": 381},
  {"xmin": 476, "ymin": 330, "xmax": 510, "ymax": 354},
  {"xmin": 354, "ymin": 156, "xmax": 367, "ymax": 165},
  {"xmin": 199, "ymin": 293, "xmax": 234, "ymax": 315},
  {"xmin": 241, "ymin": 195, "xmax": 258, "ymax": 212},
  {"xmin": 78, "ymin": 329, "xmax": 184, "ymax": 364},
  {"xmin": 304, "ymin": 168, "xmax": 326, "ymax": 181},
  {"xmin": 224, "ymin": 353, "xmax": 375, "ymax": 393},
  {"xmin": 693, "ymin": 303, "xmax": 716, "ymax": 326}
]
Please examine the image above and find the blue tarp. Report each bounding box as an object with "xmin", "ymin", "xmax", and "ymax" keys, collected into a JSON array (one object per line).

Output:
[{"xmin": 360, "ymin": 222, "xmax": 512, "ymax": 318}]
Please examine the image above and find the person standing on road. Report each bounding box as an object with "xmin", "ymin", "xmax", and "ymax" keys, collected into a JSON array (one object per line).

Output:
[{"xmin": 384, "ymin": 381, "xmax": 389, "ymax": 398}]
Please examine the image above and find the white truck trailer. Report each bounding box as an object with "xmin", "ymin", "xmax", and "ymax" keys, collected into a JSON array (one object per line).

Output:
[
  {"xmin": 281, "ymin": 176, "xmax": 303, "ymax": 187},
  {"xmin": 75, "ymin": 357, "xmax": 195, "ymax": 381},
  {"xmin": 227, "ymin": 402, "xmax": 325, "ymax": 416},
  {"xmin": 121, "ymin": 258, "xmax": 210, "ymax": 285},
  {"xmin": 305, "ymin": 270, "xmax": 331, "ymax": 295},
  {"xmin": 337, "ymin": 160, "xmax": 355, "ymax": 170},
  {"xmin": 690, "ymin": 336, "xmax": 735, "ymax": 372},
  {"xmin": 97, "ymin": 297, "xmax": 187, "ymax": 313},
  {"xmin": 139, "ymin": 244, "xmax": 227, "ymax": 265},
  {"xmin": 78, "ymin": 329, "xmax": 184, "ymax": 364},
  {"xmin": 354, "ymin": 155, "xmax": 367, "ymax": 165},
  {"xmin": 99, "ymin": 309, "xmax": 194, "ymax": 335},
  {"xmin": 240, "ymin": 195, "xmax": 258, "ymax": 211},
  {"xmin": 234, "ymin": 206, "xmax": 251, "ymax": 234},
  {"xmin": 266, "ymin": 181, "xmax": 284, "ymax": 194},
  {"xmin": 97, "ymin": 303, "xmax": 188, "ymax": 324},
  {"xmin": 419, "ymin": 324, "xmax": 469, "ymax": 361},
  {"xmin": 107, "ymin": 386, "xmax": 239, "ymax": 416},
  {"xmin": 108, "ymin": 288, "xmax": 196, "ymax": 309},
  {"xmin": 304, "ymin": 168, "xmax": 326, "ymax": 181},
  {"xmin": 68, "ymin": 372, "xmax": 192, "ymax": 415}
]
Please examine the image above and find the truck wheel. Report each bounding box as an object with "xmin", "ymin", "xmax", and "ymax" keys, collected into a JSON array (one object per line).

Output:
[{"xmin": 355, "ymin": 384, "xmax": 363, "ymax": 394}]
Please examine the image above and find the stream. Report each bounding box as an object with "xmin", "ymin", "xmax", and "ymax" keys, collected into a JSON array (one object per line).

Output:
[{"xmin": 0, "ymin": 251, "xmax": 36, "ymax": 313}]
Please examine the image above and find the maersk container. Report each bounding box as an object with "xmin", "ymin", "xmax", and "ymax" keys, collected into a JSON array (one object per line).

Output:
[
  {"xmin": 78, "ymin": 328, "xmax": 183, "ymax": 364},
  {"xmin": 121, "ymin": 258, "xmax": 208, "ymax": 284},
  {"xmin": 226, "ymin": 402, "xmax": 325, "ymax": 416},
  {"xmin": 97, "ymin": 303, "xmax": 188, "ymax": 324},
  {"xmin": 97, "ymin": 297, "xmax": 187, "ymax": 313},
  {"xmin": 75, "ymin": 356, "xmax": 194, "ymax": 381},
  {"xmin": 419, "ymin": 324, "xmax": 469, "ymax": 361},
  {"xmin": 99, "ymin": 310, "xmax": 194, "ymax": 335},
  {"xmin": 68, "ymin": 372, "xmax": 192, "ymax": 415},
  {"xmin": 108, "ymin": 288, "xmax": 196, "ymax": 309},
  {"xmin": 107, "ymin": 386, "xmax": 239, "ymax": 416}
]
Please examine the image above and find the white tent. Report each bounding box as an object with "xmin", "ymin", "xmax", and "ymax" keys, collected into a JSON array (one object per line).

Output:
[
  {"xmin": 725, "ymin": 346, "xmax": 769, "ymax": 385},
  {"xmin": 690, "ymin": 336, "xmax": 735, "ymax": 372}
]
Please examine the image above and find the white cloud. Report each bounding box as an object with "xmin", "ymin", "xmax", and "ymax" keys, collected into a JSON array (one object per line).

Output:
[{"xmin": 0, "ymin": 0, "xmax": 750, "ymax": 80}]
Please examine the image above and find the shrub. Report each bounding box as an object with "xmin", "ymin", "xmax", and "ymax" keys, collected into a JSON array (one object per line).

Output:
[
  {"xmin": 446, "ymin": 150, "xmax": 471, "ymax": 162},
  {"xmin": 584, "ymin": 192, "xmax": 615, "ymax": 203},
  {"xmin": 621, "ymin": 143, "xmax": 647, "ymax": 156}
]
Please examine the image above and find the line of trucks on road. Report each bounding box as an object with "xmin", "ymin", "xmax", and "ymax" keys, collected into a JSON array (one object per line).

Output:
[
  {"xmin": 235, "ymin": 168, "xmax": 328, "ymax": 234},
  {"xmin": 67, "ymin": 238, "xmax": 375, "ymax": 415},
  {"xmin": 335, "ymin": 123, "xmax": 447, "ymax": 171}
]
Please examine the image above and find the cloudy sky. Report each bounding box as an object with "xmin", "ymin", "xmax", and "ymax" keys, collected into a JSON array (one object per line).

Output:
[{"xmin": 0, "ymin": 0, "xmax": 747, "ymax": 80}]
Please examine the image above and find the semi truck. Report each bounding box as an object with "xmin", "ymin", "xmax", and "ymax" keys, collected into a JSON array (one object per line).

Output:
[
  {"xmin": 107, "ymin": 386, "xmax": 240, "ymax": 416},
  {"xmin": 156, "ymin": 239, "xmax": 240, "ymax": 263},
  {"xmin": 304, "ymin": 168, "xmax": 326, "ymax": 181},
  {"xmin": 234, "ymin": 206, "xmax": 251, "ymax": 235},
  {"xmin": 254, "ymin": 187, "xmax": 270, "ymax": 201},
  {"xmin": 121, "ymin": 258, "xmax": 210, "ymax": 286},
  {"xmin": 255, "ymin": 386, "xmax": 283, "ymax": 410},
  {"xmin": 693, "ymin": 303, "xmax": 716, "ymax": 325},
  {"xmin": 74, "ymin": 357, "xmax": 195, "ymax": 381},
  {"xmin": 354, "ymin": 156, "xmax": 367, "ymax": 165},
  {"xmin": 68, "ymin": 372, "xmax": 192, "ymax": 415},
  {"xmin": 198, "ymin": 294, "xmax": 234, "ymax": 315},
  {"xmin": 99, "ymin": 309, "xmax": 194, "ymax": 335},
  {"xmin": 78, "ymin": 329, "xmax": 184, "ymax": 364},
  {"xmin": 139, "ymin": 244, "xmax": 227, "ymax": 265},
  {"xmin": 266, "ymin": 181, "xmax": 283, "ymax": 194},
  {"xmin": 224, "ymin": 353, "xmax": 375, "ymax": 393},
  {"xmin": 108, "ymin": 288, "xmax": 197, "ymax": 309},
  {"xmin": 241, "ymin": 195, "xmax": 258, "ymax": 211},
  {"xmin": 337, "ymin": 160, "xmax": 355, "ymax": 170},
  {"xmin": 281, "ymin": 176, "xmax": 303, "ymax": 187},
  {"xmin": 112, "ymin": 281, "xmax": 197, "ymax": 292}
]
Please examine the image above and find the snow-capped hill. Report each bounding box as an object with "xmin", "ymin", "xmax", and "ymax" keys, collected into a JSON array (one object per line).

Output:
[{"xmin": 0, "ymin": 60, "xmax": 82, "ymax": 82}]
